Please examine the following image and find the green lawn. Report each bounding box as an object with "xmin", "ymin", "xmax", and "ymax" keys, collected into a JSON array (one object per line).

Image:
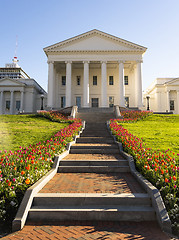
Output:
[
  {"xmin": 120, "ymin": 114, "xmax": 179, "ymax": 153},
  {"xmin": 0, "ymin": 114, "xmax": 69, "ymax": 152}
]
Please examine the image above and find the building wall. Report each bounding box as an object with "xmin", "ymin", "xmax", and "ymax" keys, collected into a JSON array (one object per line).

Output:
[
  {"xmin": 0, "ymin": 80, "xmax": 47, "ymax": 114},
  {"xmin": 55, "ymin": 63, "xmax": 137, "ymax": 108}
]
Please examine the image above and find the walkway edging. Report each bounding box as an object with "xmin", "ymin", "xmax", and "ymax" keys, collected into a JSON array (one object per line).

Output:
[
  {"xmin": 12, "ymin": 121, "xmax": 85, "ymax": 232},
  {"xmin": 107, "ymin": 123, "xmax": 172, "ymax": 234}
]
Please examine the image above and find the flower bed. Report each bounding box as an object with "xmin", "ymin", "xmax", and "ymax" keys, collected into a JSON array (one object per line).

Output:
[
  {"xmin": 0, "ymin": 111, "xmax": 82, "ymax": 224},
  {"xmin": 109, "ymin": 111, "xmax": 179, "ymax": 234}
]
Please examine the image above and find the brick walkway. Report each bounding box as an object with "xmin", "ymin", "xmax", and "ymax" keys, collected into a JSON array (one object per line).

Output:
[
  {"xmin": 40, "ymin": 173, "xmax": 146, "ymax": 194},
  {"xmin": 2, "ymin": 221, "xmax": 172, "ymax": 240}
]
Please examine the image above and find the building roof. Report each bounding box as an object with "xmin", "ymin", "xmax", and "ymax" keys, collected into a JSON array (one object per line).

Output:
[
  {"xmin": 144, "ymin": 77, "xmax": 179, "ymax": 94},
  {"xmin": 0, "ymin": 77, "xmax": 46, "ymax": 94}
]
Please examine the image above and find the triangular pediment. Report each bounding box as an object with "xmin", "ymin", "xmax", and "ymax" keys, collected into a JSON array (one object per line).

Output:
[
  {"xmin": 0, "ymin": 78, "xmax": 25, "ymax": 86},
  {"xmin": 44, "ymin": 29, "xmax": 147, "ymax": 53}
]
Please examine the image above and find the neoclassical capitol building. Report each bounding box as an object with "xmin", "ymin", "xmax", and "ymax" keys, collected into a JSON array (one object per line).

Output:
[{"xmin": 44, "ymin": 29, "xmax": 147, "ymax": 109}]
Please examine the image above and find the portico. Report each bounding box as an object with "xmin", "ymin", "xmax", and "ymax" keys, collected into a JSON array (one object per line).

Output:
[
  {"xmin": 143, "ymin": 78, "xmax": 179, "ymax": 114},
  {"xmin": 44, "ymin": 29, "xmax": 147, "ymax": 109},
  {"xmin": 0, "ymin": 78, "xmax": 46, "ymax": 114}
]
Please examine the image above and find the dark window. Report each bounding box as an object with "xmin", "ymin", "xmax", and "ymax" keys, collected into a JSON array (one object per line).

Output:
[
  {"xmin": 170, "ymin": 100, "xmax": 174, "ymax": 111},
  {"xmin": 124, "ymin": 76, "xmax": 128, "ymax": 85},
  {"xmin": 109, "ymin": 96, "xmax": 114, "ymax": 107},
  {"xmin": 93, "ymin": 76, "xmax": 97, "ymax": 85},
  {"xmin": 62, "ymin": 76, "xmax": 66, "ymax": 86},
  {"xmin": 6, "ymin": 101, "xmax": 10, "ymax": 110},
  {"xmin": 109, "ymin": 76, "xmax": 114, "ymax": 85},
  {"xmin": 61, "ymin": 96, "xmax": 66, "ymax": 108},
  {"xmin": 77, "ymin": 76, "xmax": 81, "ymax": 85},
  {"xmin": 16, "ymin": 101, "xmax": 20, "ymax": 110},
  {"xmin": 125, "ymin": 97, "xmax": 129, "ymax": 108}
]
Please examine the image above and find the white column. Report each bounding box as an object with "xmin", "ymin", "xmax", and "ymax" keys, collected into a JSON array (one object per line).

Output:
[
  {"xmin": 83, "ymin": 61, "xmax": 90, "ymax": 107},
  {"xmin": 47, "ymin": 61, "xmax": 55, "ymax": 108},
  {"xmin": 119, "ymin": 61, "xmax": 125, "ymax": 107},
  {"xmin": 135, "ymin": 60, "xmax": 143, "ymax": 108},
  {"xmin": 20, "ymin": 91, "xmax": 24, "ymax": 112},
  {"xmin": 0, "ymin": 91, "xmax": 4, "ymax": 114},
  {"xmin": 101, "ymin": 61, "xmax": 108, "ymax": 107},
  {"xmin": 65, "ymin": 61, "xmax": 72, "ymax": 107},
  {"xmin": 177, "ymin": 91, "xmax": 179, "ymax": 114},
  {"xmin": 166, "ymin": 90, "xmax": 170, "ymax": 112},
  {"xmin": 10, "ymin": 91, "xmax": 14, "ymax": 114}
]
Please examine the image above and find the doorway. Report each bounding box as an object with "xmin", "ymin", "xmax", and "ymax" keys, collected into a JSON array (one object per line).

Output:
[
  {"xmin": 76, "ymin": 96, "xmax": 81, "ymax": 108},
  {"xmin": 91, "ymin": 98, "xmax": 99, "ymax": 108}
]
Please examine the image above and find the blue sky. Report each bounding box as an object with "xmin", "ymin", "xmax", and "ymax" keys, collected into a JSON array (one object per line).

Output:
[{"xmin": 1, "ymin": 0, "xmax": 179, "ymax": 91}]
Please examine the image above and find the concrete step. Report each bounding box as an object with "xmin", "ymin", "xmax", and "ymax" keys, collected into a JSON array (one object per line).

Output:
[
  {"xmin": 28, "ymin": 206, "xmax": 155, "ymax": 222},
  {"xmin": 58, "ymin": 166, "xmax": 130, "ymax": 173},
  {"xmin": 33, "ymin": 193, "xmax": 151, "ymax": 207},
  {"xmin": 70, "ymin": 145, "xmax": 118, "ymax": 150},
  {"xmin": 60, "ymin": 159, "xmax": 129, "ymax": 167},
  {"xmin": 80, "ymin": 133, "xmax": 111, "ymax": 137},
  {"xmin": 78, "ymin": 108, "xmax": 114, "ymax": 113},
  {"xmin": 76, "ymin": 137, "xmax": 114, "ymax": 144},
  {"xmin": 70, "ymin": 148, "xmax": 119, "ymax": 154},
  {"xmin": 76, "ymin": 113, "xmax": 115, "ymax": 123}
]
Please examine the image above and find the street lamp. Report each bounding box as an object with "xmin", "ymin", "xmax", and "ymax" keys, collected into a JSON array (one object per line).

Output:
[
  {"xmin": 41, "ymin": 94, "xmax": 44, "ymax": 110},
  {"xmin": 146, "ymin": 96, "xmax": 150, "ymax": 111}
]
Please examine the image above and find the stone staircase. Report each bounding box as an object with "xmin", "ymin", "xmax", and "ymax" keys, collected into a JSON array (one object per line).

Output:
[
  {"xmin": 76, "ymin": 108, "xmax": 116, "ymax": 123},
  {"xmin": 27, "ymin": 118, "xmax": 156, "ymax": 223},
  {"xmin": 58, "ymin": 123, "xmax": 130, "ymax": 173}
]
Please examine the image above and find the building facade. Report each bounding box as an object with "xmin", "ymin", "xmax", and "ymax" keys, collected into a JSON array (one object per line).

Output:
[
  {"xmin": 44, "ymin": 29, "xmax": 147, "ymax": 109},
  {"xmin": 0, "ymin": 58, "xmax": 47, "ymax": 114},
  {"xmin": 143, "ymin": 78, "xmax": 179, "ymax": 114}
]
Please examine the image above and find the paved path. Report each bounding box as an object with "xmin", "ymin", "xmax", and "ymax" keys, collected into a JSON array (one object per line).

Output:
[
  {"xmin": 40, "ymin": 173, "xmax": 145, "ymax": 194},
  {"xmin": 1, "ymin": 122, "xmax": 175, "ymax": 239},
  {"xmin": 2, "ymin": 221, "xmax": 172, "ymax": 240}
]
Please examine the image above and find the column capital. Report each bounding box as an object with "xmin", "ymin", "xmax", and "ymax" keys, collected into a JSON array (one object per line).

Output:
[
  {"xmin": 100, "ymin": 61, "xmax": 107, "ymax": 64},
  {"xmin": 136, "ymin": 60, "xmax": 143, "ymax": 63},
  {"xmin": 47, "ymin": 60, "xmax": 54, "ymax": 64},
  {"xmin": 118, "ymin": 60, "xmax": 125, "ymax": 64},
  {"xmin": 10, "ymin": 90, "xmax": 14, "ymax": 93},
  {"xmin": 83, "ymin": 61, "xmax": 90, "ymax": 64},
  {"xmin": 65, "ymin": 61, "xmax": 72, "ymax": 64}
]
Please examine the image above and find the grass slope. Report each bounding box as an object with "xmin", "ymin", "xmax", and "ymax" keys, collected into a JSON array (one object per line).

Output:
[
  {"xmin": 120, "ymin": 114, "xmax": 179, "ymax": 153},
  {"xmin": 0, "ymin": 114, "xmax": 68, "ymax": 152}
]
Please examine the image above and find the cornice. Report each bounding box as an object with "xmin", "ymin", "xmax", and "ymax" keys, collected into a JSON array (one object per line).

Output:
[{"xmin": 46, "ymin": 50, "xmax": 144, "ymax": 54}]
